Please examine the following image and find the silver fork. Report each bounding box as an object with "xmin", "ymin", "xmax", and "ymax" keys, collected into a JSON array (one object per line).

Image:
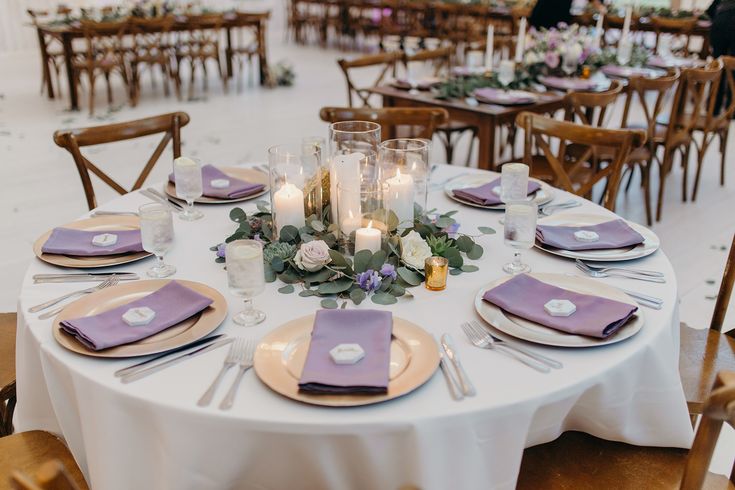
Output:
[
  {"xmin": 90, "ymin": 210, "xmax": 140, "ymax": 217},
  {"xmin": 468, "ymin": 320, "xmax": 563, "ymax": 369},
  {"xmin": 576, "ymin": 261, "xmax": 666, "ymax": 283},
  {"xmin": 538, "ymin": 200, "xmax": 582, "ymax": 216},
  {"xmin": 29, "ymin": 276, "xmax": 119, "ymax": 313},
  {"xmin": 219, "ymin": 339, "xmax": 256, "ymax": 410},
  {"xmin": 461, "ymin": 322, "xmax": 550, "ymax": 373},
  {"xmin": 576, "ymin": 259, "xmax": 664, "ymax": 278},
  {"xmin": 198, "ymin": 338, "xmax": 245, "ymax": 407}
]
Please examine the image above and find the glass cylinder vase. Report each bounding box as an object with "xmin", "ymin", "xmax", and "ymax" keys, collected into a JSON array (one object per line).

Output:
[
  {"xmin": 335, "ymin": 182, "xmax": 388, "ymax": 256},
  {"xmin": 379, "ymin": 138, "xmax": 429, "ymax": 230}
]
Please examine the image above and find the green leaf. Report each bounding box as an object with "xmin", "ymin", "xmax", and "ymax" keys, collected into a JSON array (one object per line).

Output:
[
  {"xmin": 455, "ymin": 235, "xmax": 475, "ymax": 253},
  {"xmin": 350, "ymin": 288, "xmax": 367, "ymax": 305},
  {"xmin": 225, "ymin": 232, "xmax": 246, "ymax": 243},
  {"xmin": 300, "ymin": 233, "xmax": 315, "ymax": 243},
  {"xmin": 278, "ymin": 269, "xmax": 301, "ymax": 284},
  {"xmin": 436, "ymin": 216, "xmax": 455, "ymax": 229},
  {"xmin": 341, "ymin": 301, "xmax": 348, "ymax": 309},
  {"xmin": 278, "ymin": 284, "xmax": 295, "ymax": 294},
  {"xmin": 310, "ymin": 220, "xmax": 326, "ymax": 232},
  {"xmin": 327, "ymin": 249, "xmax": 348, "ymax": 268},
  {"xmin": 215, "ymin": 257, "xmax": 225, "ymax": 264},
  {"xmin": 264, "ymin": 265, "xmax": 277, "ymax": 283},
  {"xmin": 321, "ymin": 298, "xmax": 339, "ymax": 309},
  {"xmin": 271, "ymin": 257, "xmax": 285, "ymax": 273},
  {"xmin": 461, "ymin": 264, "xmax": 479, "ymax": 273},
  {"xmin": 229, "ymin": 207, "xmax": 247, "ymax": 223},
  {"xmin": 299, "ymin": 289, "xmax": 317, "ymax": 297},
  {"xmin": 371, "ymin": 292, "xmax": 398, "ymax": 305},
  {"xmin": 450, "ymin": 268, "xmax": 463, "ymax": 276},
  {"xmin": 467, "ymin": 243, "xmax": 484, "ymax": 260},
  {"xmin": 318, "ymin": 278, "xmax": 354, "ymax": 295},
  {"xmin": 368, "ymin": 250, "xmax": 388, "ymax": 271},
  {"xmin": 478, "ymin": 226, "xmax": 496, "ymax": 235},
  {"xmin": 443, "ymin": 248, "xmax": 464, "ymax": 268},
  {"xmin": 209, "ymin": 245, "xmax": 219, "ymax": 251},
  {"xmin": 389, "ymin": 284, "xmax": 406, "ymax": 297},
  {"xmin": 255, "ymin": 201, "xmax": 270, "ymax": 213},
  {"xmin": 444, "ymin": 210, "xmax": 458, "ymax": 217},
  {"xmin": 279, "ymin": 225, "xmax": 300, "ymax": 242},
  {"xmin": 353, "ymin": 249, "xmax": 373, "ymax": 274},
  {"xmin": 397, "ymin": 267, "xmax": 423, "ymax": 286},
  {"xmin": 304, "ymin": 268, "xmax": 333, "ymax": 283}
]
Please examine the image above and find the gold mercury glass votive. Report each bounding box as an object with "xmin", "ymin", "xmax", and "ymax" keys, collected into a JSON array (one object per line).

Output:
[{"xmin": 424, "ymin": 256, "xmax": 449, "ymax": 291}]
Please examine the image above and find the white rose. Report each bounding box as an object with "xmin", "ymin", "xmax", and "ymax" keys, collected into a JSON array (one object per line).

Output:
[
  {"xmin": 294, "ymin": 240, "xmax": 332, "ymax": 272},
  {"xmin": 525, "ymin": 52, "xmax": 540, "ymax": 65},
  {"xmin": 400, "ymin": 231, "xmax": 433, "ymax": 270}
]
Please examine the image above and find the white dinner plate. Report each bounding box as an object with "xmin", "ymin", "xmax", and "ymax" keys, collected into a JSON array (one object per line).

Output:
[
  {"xmin": 474, "ymin": 273, "xmax": 645, "ymax": 348},
  {"xmin": 444, "ymin": 173, "xmax": 554, "ymax": 210},
  {"xmin": 534, "ymin": 213, "xmax": 660, "ymax": 261}
]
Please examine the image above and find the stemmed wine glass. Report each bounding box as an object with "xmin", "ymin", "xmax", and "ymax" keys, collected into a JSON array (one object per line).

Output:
[
  {"xmin": 139, "ymin": 202, "xmax": 176, "ymax": 278},
  {"xmin": 173, "ymin": 157, "xmax": 204, "ymax": 221},
  {"xmin": 226, "ymin": 239, "xmax": 266, "ymax": 327},
  {"xmin": 502, "ymin": 200, "xmax": 538, "ymax": 274}
]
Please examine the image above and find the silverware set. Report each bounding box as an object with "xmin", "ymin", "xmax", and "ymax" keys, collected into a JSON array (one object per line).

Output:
[
  {"xmin": 461, "ymin": 320, "xmax": 562, "ymax": 373},
  {"xmin": 33, "ymin": 272, "xmax": 139, "ymax": 284},
  {"xmin": 575, "ymin": 259, "xmax": 665, "ymax": 283},
  {"xmin": 438, "ymin": 333, "xmax": 475, "ymax": 399},
  {"xmin": 141, "ymin": 188, "xmax": 185, "ymax": 213},
  {"xmin": 217, "ymin": 339, "xmax": 256, "ymax": 410},
  {"xmin": 620, "ymin": 288, "xmax": 664, "ymax": 310},
  {"xmin": 538, "ymin": 199, "xmax": 582, "ymax": 216},
  {"xmin": 29, "ymin": 276, "xmax": 119, "ymax": 318},
  {"xmin": 90, "ymin": 210, "xmax": 140, "ymax": 217}
]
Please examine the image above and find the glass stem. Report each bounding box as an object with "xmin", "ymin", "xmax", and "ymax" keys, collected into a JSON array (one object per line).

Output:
[
  {"xmin": 513, "ymin": 252, "xmax": 522, "ymax": 269},
  {"xmin": 156, "ymin": 255, "xmax": 165, "ymax": 269},
  {"xmin": 243, "ymin": 298, "xmax": 253, "ymax": 314},
  {"xmin": 187, "ymin": 200, "xmax": 194, "ymax": 215}
]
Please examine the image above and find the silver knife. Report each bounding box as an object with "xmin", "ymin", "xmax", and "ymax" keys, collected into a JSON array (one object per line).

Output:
[
  {"xmin": 144, "ymin": 188, "xmax": 185, "ymax": 211},
  {"xmin": 115, "ymin": 334, "xmax": 226, "ymax": 377},
  {"xmin": 121, "ymin": 338, "xmax": 233, "ymax": 383},
  {"xmin": 440, "ymin": 334, "xmax": 476, "ymax": 396},
  {"xmin": 34, "ymin": 273, "xmax": 139, "ymax": 283},
  {"xmin": 435, "ymin": 335, "xmax": 463, "ymax": 401}
]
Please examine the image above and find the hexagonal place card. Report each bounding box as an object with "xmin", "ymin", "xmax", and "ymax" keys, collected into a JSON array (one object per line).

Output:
[
  {"xmin": 210, "ymin": 179, "xmax": 231, "ymax": 189},
  {"xmin": 544, "ymin": 299, "xmax": 577, "ymax": 317},
  {"xmin": 122, "ymin": 307, "xmax": 156, "ymax": 327},
  {"xmin": 329, "ymin": 343, "xmax": 365, "ymax": 365},
  {"xmin": 573, "ymin": 230, "xmax": 600, "ymax": 243},
  {"xmin": 91, "ymin": 233, "xmax": 119, "ymax": 247}
]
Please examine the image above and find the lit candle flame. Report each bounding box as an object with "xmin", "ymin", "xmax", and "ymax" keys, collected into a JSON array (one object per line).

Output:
[{"xmin": 367, "ymin": 220, "xmax": 373, "ymax": 229}]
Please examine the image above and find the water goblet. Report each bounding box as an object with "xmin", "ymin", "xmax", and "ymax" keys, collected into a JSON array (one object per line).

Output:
[
  {"xmin": 139, "ymin": 202, "xmax": 176, "ymax": 278},
  {"xmin": 497, "ymin": 60, "xmax": 515, "ymax": 89},
  {"xmin": 562, "ymin": 51, "xmax": 578, "ymax": 77},
  {"xmin": 500, "ymin": 163, "xmax": 530, "ymax": 203},
  {"xmin": 226, "ymin": 239, "xmax": 266, "ymax": 327},
  {"xmin": 173, "ymin": 157, "xmax": 204, "ymax": 221},
  {"xmin": 502, "ymin": 200, "xmax": 538, "ymax": 275}
]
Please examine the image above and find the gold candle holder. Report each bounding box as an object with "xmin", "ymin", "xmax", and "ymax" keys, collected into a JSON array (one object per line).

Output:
[{"xmin": 424, "ymin": 256, "xmax": 449, "ymax": 291}]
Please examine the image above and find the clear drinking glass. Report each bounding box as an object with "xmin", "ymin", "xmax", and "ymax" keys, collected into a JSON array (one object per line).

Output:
[
  {"xmin": 502, "ymin": 200, "xmax": 538, "ymax": 274},
  {"xmin": 173, "ymin": 157, "xmax": 204, "ymax": 221},
  {"xmin": 500, "ymin": 163, "xmax": 530, "ymax": 203},
  {"xmin": 139, "ymin": 202, "xmax": 176, "ymax": 278},
  {"xmin": 379, "ymin": 138, "xmax": 429, "ymax": 226},
  {"xmin": 562, "ymin": 51, "xmax": 578, "ymax": 77},
  {"xmin": 226, "ymin": 239, "xmax": 266, "ymax": 327},
  {"xmin": 497, "ymin": 60, "xmax": 515, "ymax": 88}
]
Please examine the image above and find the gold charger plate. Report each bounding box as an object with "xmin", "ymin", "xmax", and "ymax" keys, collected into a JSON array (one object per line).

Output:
[
  {"xmin": 33, "ymin": 216, "xmax": 151, "ymax": 269},
  {"xmin": 474, "ymin": 273, "xmax": 644, "ymax": 348},
  {"xmin": 165, "ymin": 166, "xmax": 269, "ymax": 204},
  {"xmin": 52, "ymin": 279, "xmax": 228, "ymax": 358},
  {"xmin": 254, "ymin": 315, "xmax": 440, "ymax": 407}
]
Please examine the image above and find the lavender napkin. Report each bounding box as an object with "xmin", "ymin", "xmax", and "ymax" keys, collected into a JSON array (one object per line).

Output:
[
  {"xmin": 169, "ymin": 165, "xmax": 264, "ymax": 199},
  {"xmin": 483, "ymin": 274, "xmax": 638, "ymax": 338},
  {"xmin": 298, "ymin": 309, "xmax": 393, "ymax": 395},
  {"xmin": 601, "ymin": 65, "xmax": 660, "ymax": 79},
  {"xmin": 539, "ymin": 76, "xmax": 599, "ymax": 91},
  {"xmin": 42, "ymin": 228, "xmax": 143, "ymax": 256},
  {"xmin": 452, "ymin": 178, "xmax": 541, "ymax": 206},
  {"xmin": 536, "ymin": 219, "xmax": 645, "ymax": 251},
  {"xmin": 60, "ymin": 281, "xmax": 213, "ymax": 351}
]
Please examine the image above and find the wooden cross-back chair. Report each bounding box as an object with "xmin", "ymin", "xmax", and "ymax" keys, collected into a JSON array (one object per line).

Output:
[
  {"xmin": 127, "ymin": 16, "xmax": 179, "ymax": 106},
  {"xmin": 337, "ymin": 51, "xmax": 402, "ymax": 108},
  {"xmin": 692, "ymin": 56, "xmax": 735, "ymax": 201},
  {"xmin": 564, "ymin": 79, "xmax": 624, "ymax": 127},
  {"xmin": 680, "ymin": 233, "xmax": 735, "ymax": 422},
  {"xmin": 174, "ymin": 14, "xmax": 228, "ymax": 100},
  {"xmin": 319, "ymin": 106, "xmax": 449, "ymax": 139},
  {"xmin": 53, "ymin": 112, "xmax": 190, "ymax": 210},
  {"xmin": 0, "ymin": 312, "xmax": 16, "ymax": 437},
  {"xmin": 517, "ymin": 370, "xmax": 735, "ymax": 489},
  {"xmin": 651, "ymin": 15, "xmax": 698, "ymax": 58},
  {"xmin": 517, "ymin": 111, "xmax": 646, "ymax": 212},
  {"xmin": 27, "ymin": 9, "xmax": 69, "ymax": 98},
  {"xmin": 402, "ymin": 46, "xmax": 452, "ymax": 78}
]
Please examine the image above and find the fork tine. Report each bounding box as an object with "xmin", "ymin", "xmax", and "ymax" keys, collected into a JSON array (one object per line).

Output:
[{"xmin": 461, "ymin": 322, "xmax": 480, "ymax": 345}]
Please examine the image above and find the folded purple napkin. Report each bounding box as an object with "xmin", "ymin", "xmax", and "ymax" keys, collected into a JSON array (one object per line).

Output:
[
  {"xmin": 536, "ymin": 219, "xmax": 645, "ymax": 251},
  {"xmin": 169, "ymin": 165, "xmax": 264, "ymax": 199},
  {"xmin": 483, "ymin": 274, "xmax": 638, "ymax": 338},
  {"xmin": 59, "ymin": 281, "xmax": 213, "ymax": 351},
  {"xmin": 539, "ymin": 76, "xmax": 599, "ymax": 91},
  {"xmin": 393, "ymin": 78, "xmax": 440, "ymax": 90},
  {"xmin": 452, "ymin": 178, "xmax": 541, "ymax": 206},
  {"xmin": 601, "ymin": 65, "xmax": 660, "ymax": 79},
  {"xmin": 42, "ymin": 228, "xmax": 143, "ymax": 256},
  {"xmin": 474, "ymin": 88, "xmax": 536, "ymax": 105},
  {"xmin": 298, "ymin": 309, "xmax": 393, "ymax": 395}
]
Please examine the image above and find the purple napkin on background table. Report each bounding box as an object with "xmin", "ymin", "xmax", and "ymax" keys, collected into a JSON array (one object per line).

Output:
[
  {"xmin": 298, "ymin": 309, "xmax": 393, "ymax": 395},
  {"xmin": 474, "ymin": 88, "xmax": 537, "ymax": 105},
  {"xmin": 483, "ymin": 274, "xmax": 638, "ymax": 338},
  {"xmin": 60, "ymin": 281, "xmax": 213, "ymax": 351},
  {"xmin": 601, "ymin": 65, "xmax": 660, "ymax": 79},
  {"xmin": 536, "ymin": 219, "xmax": 645, "ymax": 251},
  {"xmin": 42, "ymin": 228, "xmax": 143, "ymax": 256},
  {"xmin": 169, "ymin": 164, "xmax": 264, "ymax": 199},
  {"xmin": 539, "ymin": 76, "xmax": 599, "ymax": 91},
  {"xmin": 452, "ymin": 178, "xmax": 541, "ymax": 206}
]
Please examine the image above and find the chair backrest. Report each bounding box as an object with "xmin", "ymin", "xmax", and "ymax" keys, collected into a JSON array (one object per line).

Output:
[
  {"xmin": 620, "ymin": 70, "xmax": 681, "ymax": 147},
  {"xmin": 517, "ymin": 111, "xmax": 646, "ymax": 211},
  {"xmin": 564, "ymin": 79, "xmax": 624, "ymax": 128},
  {"xmin": 715, "ymin": 56, "xmax": 735, "ymax": 127},
  {"xmin": 337, "ymin": 51, "xmax": 402, "ymax": 107},
  {"xmin": 319, "ymin": 106, "xmax": 448, "ymax": 139},
  {"xmin": 650, "ymin": 15, "xmax": 697, "ymax": 57},
  {"xmin": 679, "ymin": 370, "xmax": 735, "ymax": 489},
  {"xmin": 10, "ymin": 460, "xmax": 83, "ymax": 490},
  {"xmin": 128, "ymin": 16, "xmax": 175, "ymax": 52},
  {"xmin": 53, "ymin": 112, "xmax": 190, "ymax": 210},
  {"xmin": 711, "ymin": 234, "xmax": 735, "ymax": 332},
  {"xmin": 403, "ymin": 46, "xmax": 453, "ymax": 78},
  {"xmin": 78, "ymin": 20, "xmax": 128, "ymax": 63}
]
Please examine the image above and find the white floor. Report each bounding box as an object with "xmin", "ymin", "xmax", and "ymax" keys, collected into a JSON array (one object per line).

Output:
[{"xmin": 1, "ymin": 0, "xmax": 734, "ymax": 476}]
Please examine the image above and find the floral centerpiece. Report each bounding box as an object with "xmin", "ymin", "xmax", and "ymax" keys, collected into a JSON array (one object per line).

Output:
[{"xmin": 212, "ymin": 203, "xmax": 494, "ymax": 308}]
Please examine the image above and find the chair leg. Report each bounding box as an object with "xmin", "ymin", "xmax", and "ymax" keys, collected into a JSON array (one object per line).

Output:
[
  {"xmin": 622, "ymin": 165, "xmax": 635, "ymax": 193},
  {"xmin": 88, "ymin": 72, "xmax": 96, "ymax": 117},
  {"xmin": 681, "ymin": 144, "xmax": 690, "ymax": 203},
  {"xmin": 656, "ymin": 153, "xmax": 670, "ymax": 222},
  {"xmin": 721, "ymin": 129, "xmax": 729, "ymax": 187},
  {"xmin": 691, "ymin": 139, "xmax": 709, "ymax": 202},
  {"xmin": 104, "ymin": 71, "xmax": 113, "ymax": 105},
  {"xmin": 465, "ymin": 128, "xmax": 478, "ymax": 167},
  {"xmin": 642, "ymin": 164, "xmax": 653, "ymax": 226}
]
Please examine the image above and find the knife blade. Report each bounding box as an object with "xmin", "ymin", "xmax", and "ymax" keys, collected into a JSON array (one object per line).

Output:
[
  {"xmin": 440, "ymin": 334, "xmax": 476, "ymax": 396},
  {"xmin": 121, "ymin": 338, "xmax": 233, "ymax": 383},
  {"xmin": 114, "ymin": 334, "xmax": 226, "ymax": 377},
  {"xmin": 34, "ymin": 273, "xmax": 139, "ymax": 283},
  {"xmin": 435, "ymin": 335, "xmax": 463, "ymax": 401},
  {"xmin": 144, "ymin": 188, "xmax": 185, "ymax": 211}
]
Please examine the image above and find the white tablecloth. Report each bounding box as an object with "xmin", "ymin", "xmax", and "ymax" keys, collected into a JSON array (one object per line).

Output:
[{"xmin": 15, "ymin": 164, "xmax": 693, "ymax": 490}]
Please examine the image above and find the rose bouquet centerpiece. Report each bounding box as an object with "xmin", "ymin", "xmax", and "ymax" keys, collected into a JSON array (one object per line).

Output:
[
  {"xmin": 522, "ymin": 23, "xmax": 598, "ymax": 78},
  {"xmin": 212, "ymin": 202, "xmax": 494, "ymax": 308}
]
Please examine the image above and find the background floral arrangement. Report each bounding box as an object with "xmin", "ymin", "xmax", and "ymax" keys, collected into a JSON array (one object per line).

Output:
[{"xmin": 212, "ymin": 203, "xmax": 494, "ymax": 307}]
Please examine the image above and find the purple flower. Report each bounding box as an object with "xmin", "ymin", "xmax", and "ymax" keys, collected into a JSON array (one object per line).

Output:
[
  {"xmin": 545, "ymin": 51, "xmax": 560, "ymax": 69},
  {"xmin": 379, "ymin": 264, "xmax": 397, "ymax": 280},
  {"xmin": 216, "ymin": 243, "xmax": 226, "ymax": 258},
  {"xmin": 357, "ymin": 269, "xmax": 382, "ymax": 293},
  {"xmin": 445, "ymin": 222, "xmax": 461, "ymax": 239}
]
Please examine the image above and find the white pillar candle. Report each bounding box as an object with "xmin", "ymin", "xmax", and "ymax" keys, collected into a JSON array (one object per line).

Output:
[
  {"xmin": 593, "ymin": 13, "xmax": 604, "ymax": 49},
  {"xmin": 341, "ymin": 210, "xmax": 362, "ymax": 236},
  {"xmin": 485, "ymin": 24, "xmax": 494, "ymax": 70},
  {"xmin": 621, "ymin": 6, "xmax": 632, "ymax": 40},
  {"xmin": 330, "ymin": 152, "xmax": 363, "ymax": 223},
  {"xmin": 273, "ymin": 182, "xmax": 305, "ymax": 235},
  {"xmin": 514, "ymin": 17, "xmax": 526, "ymax": 63},
  {"xmin": 385, "ymin": 169, "xmax": 415, "ymax": 228},
  {"xmin": 355, "ymin": 221, "xmax": 382, "ymax": 254}
]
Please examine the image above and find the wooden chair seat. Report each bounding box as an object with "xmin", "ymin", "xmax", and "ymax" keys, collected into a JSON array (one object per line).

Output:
[
  {"xmin": 517, "ymin": 431, "xmax": 733, "ymax": 490},
  {"xmin": 1, "ymin": 312, "xmax": 17, "ymax": 437},
  {"xmin": 1, "ymin": 431, "xmax": 88, "ymax": 489}
]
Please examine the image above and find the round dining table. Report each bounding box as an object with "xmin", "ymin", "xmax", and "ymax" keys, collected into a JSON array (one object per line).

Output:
[{"xmin": 15, "ymin": 163, "xmax": 693, "ymax": 490}]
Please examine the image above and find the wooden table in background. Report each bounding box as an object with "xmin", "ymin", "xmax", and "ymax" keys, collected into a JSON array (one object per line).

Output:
[{"xmin": 369, "ymin": 85, "xmax": 566, "ymax": 170}]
